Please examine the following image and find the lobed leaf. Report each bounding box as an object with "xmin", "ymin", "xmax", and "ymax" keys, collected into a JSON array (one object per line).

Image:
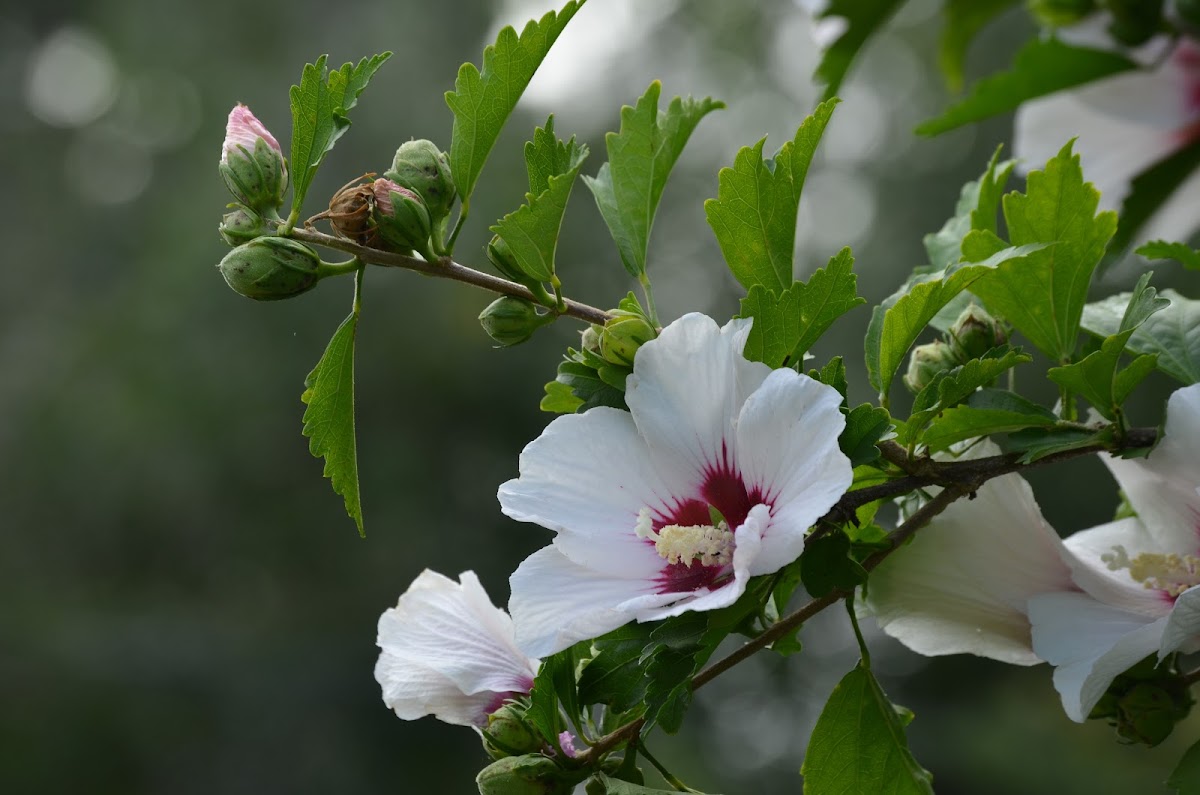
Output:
[
  {"xmin": 301, "ymin": 308, "xmax": 363, "ymax": 535},
  {"xmin": 903, "ymin": 345, "xmax": 1033, "ymax": 442},
  {"xmin": 921, "ymin": 390, "xmax": 1057, "ymax": 452},
  {"xmin": 491, "ymin": 116, "xmax": 589, "ymax": 282},
  {"xmin": 288, "ymin": 53, "xmax": 391, "ymax": 216},
  {"xmin": 802, "ymin": 663, "xmax": 934, "ymax": 794},
  {"xmin": 1082, "ymin": 289, "xmax": 1200, "ymax": 385},
  {"xmin": 917, "ymin": 38, "xmax": 1137, "ymax": 136},
  {"xmin": 738, "ymin": 247, "xmax": 865, "ymax": 366},
  {"xmin": 969, "ymin": 141, "xmax": 1118, "ymax": 363},
  {"xmin": 923, "ymin": 146, "xmax": 1015, "ymax": 271},
  {"xmin": 840, "ymin": 404, "xmax": 894, "ymax": 466},
  {"xmin": 446, "ymin": 1, "xmax": 582, "ymax": 204},
  {"xmin": 938, "ymin": 0, "xmax": 1018, "ymax": 92},
  {"xmin": 1137, "ymin": 240, "xmax": 1200, "ymax": 271},
  {"xmin": 587, "ymin": 82, "xmax": 723, "ymax": 278},
  {"xmin": 706, "ymin": 101, "xmax": 837, "ymax": 293}
]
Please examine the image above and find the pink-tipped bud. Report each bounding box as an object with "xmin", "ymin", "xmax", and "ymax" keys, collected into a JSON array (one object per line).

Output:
[
  {"xmin": 221, "ymin": 104, "xmax": 281, "ymax": 163},
  {"xmin": 371, "ymin": 178, "xmax": 433, "ymax": 256},
  {"xmin": 218, "ymin": 104, "xmax": 287, "ymax": 211}
]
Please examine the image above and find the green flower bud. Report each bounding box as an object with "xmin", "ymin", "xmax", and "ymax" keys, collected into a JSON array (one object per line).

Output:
[
  {"xmin": 947, "ymin": 304, "xmax": 1007, "ymax": 362},
  {"xmin": 483, "ymin": 704, "xmax": 542, "ymax": 759},
  {"xmin": 1115, "ymin": 683, "xmax": 1185, "ymax": 746},
  {"xmin": 479, "ymin": 297, "xmax": 553, "ymax": 347},
  {"xmin": 1103, "ymin": 0, "xmax": 1163, "ymax": 46},
  {"xmin": 219, "ymin": 105, "xmax": 287, "ymax": 211},
  {"xmin": 599, "ymin": 315, "xmax": 656, "ymax": 367},
  {"xmin": 217, "ymin": 236, "xmax": 321, "ymax": 301},
  {"xmin": 219, "ymin": 206, "xmax": 268, "ymax": 246},
  {"xmin": 475, "ymin": 755, "xmax": 574, "ymax": 795},
  {"xmin": 1026, "ymin": 0, "xmax": 1096, "ymax": 26},
  {"xmin": 385, "ymin": 139, "xmax": 456, "ymax": 224},
  {"xmin": 580, "ymin": 325, "xmax": 602, "ymax": 355},
  {"xmin": 488, "ymin": 236, "xmax": 527, "ymax": 283},
  {"xmin": 372, "ymin": 178, "xmax": 433, "ymax": 258},
  {"xmin": 903, "ymin": 341, "xmax": 959, "ymax": 394}
]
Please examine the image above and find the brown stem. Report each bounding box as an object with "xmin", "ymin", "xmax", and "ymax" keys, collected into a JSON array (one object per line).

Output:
[{"xmin": 287, "ymin": 227, "xmax": 613, "ymax": 326}]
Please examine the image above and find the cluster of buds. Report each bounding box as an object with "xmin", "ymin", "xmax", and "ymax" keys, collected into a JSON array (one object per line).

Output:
[
  {"xmin": 903, "ymin": 304, "xmax": 1008, "ymax": 393},
  {"xmin": 596, "ymin": 312, "xmax": 656, "ymax": 368}
]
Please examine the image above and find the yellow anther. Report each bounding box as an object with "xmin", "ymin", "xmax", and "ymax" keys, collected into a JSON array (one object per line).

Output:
[{"xmin": 1102, "ymin": 545, "xmax": 1200, "ymax": 598}]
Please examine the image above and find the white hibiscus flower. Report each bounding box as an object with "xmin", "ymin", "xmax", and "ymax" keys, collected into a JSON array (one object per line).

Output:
[
  {"xmin": 1015, "ymin": 38, "xmax": 1200, "ymax": 246},
  {"xmin": 500, "ymin": 313, "xmax": 854, "ymax": 658},
  {"xmin": 867, "ymin": 384, "xmax": 1200, "ymax": 722},
  {"xmin": 374, "ymin": 570, "xmax": 539, "ymax": 727}
]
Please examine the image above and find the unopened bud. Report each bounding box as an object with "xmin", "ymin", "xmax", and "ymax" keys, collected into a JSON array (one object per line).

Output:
[
  {"xmin": 947, "ymin": 304, "xmax": 1007, "ymax": 362},
  {"xmin": 483, "ymin": 704, "xmax": 542, "ymax": 759},
  {"xmin": 1115, "ymin": 683, "xmax": 1188, "ymax": 746},
  {"xmin": 1026, "ymin": 0, "xmax": 1096, "ymax": 26},
  {"xmin": 372, "ymin": 178, "xmax": 433, "ymax": 256},
  {"xmin": 479, "ymin": 297, "xmax": 551, "ymax": 347},
  {"xmin": 219, "ymin": 104, "xmax": 287, "ymax": 211},
  {"xmin": 219, "ymin": 206, "xmax": 268, "ymax": 246},
  {"xmin": 599, "ymin": 315, "xmax": 655, "ymax": 367},
  {"xmin": 475, "ymin": 756, "xmax": 575, "ymax": 795},
  {"xmin": 903, "ymin": 341, "xmax": 959, "ymax": 394},
  {"xmin": 217, "ymin": 236, "xmax": 321, "ymax": 301},
  {"xmin": 488, "ymin": 236, "xmax": 527, "ymax": 283},
  {"xmin": 385, "ymin": 139, "xmax": 456, "ymax": 224},
  {"xmin": 580, "ymin": 325, "xmax": 602, "ymax": 355},
  {"xmin": 328, "ymin": 179, "xmax": 379, "ymax": 246}
]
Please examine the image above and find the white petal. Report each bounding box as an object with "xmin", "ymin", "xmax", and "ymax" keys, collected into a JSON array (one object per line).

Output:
[
  {"xmin": 636, "ymin": 503, "xmax": 770, "ymax": 620},
  {"xmin": 1161, "ymin": 586, "xmax": 1200, "ymax": 659},
  {"xmin": 733, "ymin": 369, "xmax": 853, "ymax": 572},
  {"xmin": 1014, "ymin": 73, "xmax": 1184, "ymax": 212},
  {"xmin": 1062, "ymin": 518, "xmax": 1172, "ymax": 616},
  {"xmin": 1102, "ymin": 384, "xmax": 1200, "ymax": 555},
  {"xmin": 374, "ymin": 570, "xmax": 537, "ymax": 726},
  {"xmin": 1029, "ymin": 592, "xmax": 1167, "ymax": 722},
  {"xmin": 1136, "ymin": 164, "xmax": 1200, "ymax": 245},
  {"xmin": 866, "ymin": 467, "xmax": 1074, "ymax": 665},
  {"xmin": 626, "ymin": 313, "xmax": 771, "ymax": 480},
  {"xmin": 509, "ymin": 545, "xmax": 679, "ymax": 658},
  {"xmin": 498, "ymin": 406, "xmax": 681, "ymax": 578}
]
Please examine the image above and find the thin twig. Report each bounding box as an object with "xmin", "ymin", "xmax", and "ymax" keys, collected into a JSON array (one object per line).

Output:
[{"xmin": 287, "ymin": 226, "xmax": 613, "ymax": 326}]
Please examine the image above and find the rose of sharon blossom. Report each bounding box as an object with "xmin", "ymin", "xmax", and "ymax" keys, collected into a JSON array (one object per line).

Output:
[
  {"xmin": 867, "ymin": 384, "xmax": 1200, "ymax": 722},
  {"xmin": 500, "ymin": 313, "xmax": 854, "ymax": 657},
  {"xmin": 374, "ymin": 570, "xmax": 538, "ymax": 727},
  {"xmin": 1015, "ymin": 39, "xmax": 1200, "ymax": 246}
]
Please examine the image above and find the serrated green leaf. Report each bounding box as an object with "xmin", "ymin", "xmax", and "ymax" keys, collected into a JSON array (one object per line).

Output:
[
  {"xmin": 491, "ymin": 116, "xmax": 589, "ymax": 282},
  {"xmin": 917, "ymin": 38, "xmax": 1137, "ymax": 136},
  {"xmin": 923, "ymin": 146, "xmax": 1015, "ymax": 270},
  {"xmin": 446, "ymin": 1, "xmax": 582, "ymax": 204},
  {"xmin": 813, "ymin": 0, "xmax": 908, "ymax": 101},
  {"xmin": 1137, "ymin": 240, "xmax": 1200, "ymax": 271},
  {"xmin": 738, "ymin": 247, "xmax": 865, "ymax": 366},
  {"xmin": 903, "ymin": 345, "xmax": 1032, "ymax": 442},
  {"xmin": 1007, "ymin": 425, "xmax": 1112, "ymax": 463},
  {"xmin": 938, "ymin": 0, "xmax": 1018, "ymax": 91},
  {"xmin": 288, "ymin": 53, "xmax": 391, "ymax": 216},
  {"xmin": 301, "ymin": 309, "xmax": 362, "ymax": 535},
  {"xmin": 865, "ymin": 244, "xmax": 1043, "ymax": 399},
  {"xmin": 586, "ymin": 82, "xmax": 723, "ymax": 278},
  {"xmin": 541, "ymin": 380, "xmax": 585, "ymax": 413},
  {"xmin": 545, "ymin": 354, "xmax": 628, "ymax": 414},
  {"xmin": 1082, "ymin": 288, "xmax": 1200, "ymax": 385},
  {"xmin": 578, "ymin": 623, "xmax": 655, "ymax": 711},
  {"xmin": 922, "ymin": 390, "xmax": 1057, "ymax": 452},
  {"xmin": 1110, "ymin": 138, "xmax": 1200, "ymax": 255},
  {"xmin": 810, "ymin": 357, "xmax": 849, "ymax": 405},
  {"xmin": 801, "ymin": 532, "xmax": 868, "ymax": 599},
  {"xmin": 706, "ymin": 100, "xmax": 837, "ymax": 293},
  {"xmin": 969, "ymin": 141, "xmax": 1118, "ymax": 363},
  {"xmin": 802, "ymin": 663, "xmax": 933, "ymax": 794},
  {"xmin": 1166, "ymin": 737, "xmax": 1200, "ymax": 793},
  {"xmin": 527, "ymin": 646, "xmax": 579, "ymax": 744},
  {"xmin": 841, "ymin": 404, "xmax": 894, "ymax": 466}
]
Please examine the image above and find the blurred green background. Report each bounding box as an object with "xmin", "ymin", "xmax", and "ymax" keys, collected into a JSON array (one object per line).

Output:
[{"xmin": 3, "ymin": 0, "xmax": 1199, "ymax": 792}]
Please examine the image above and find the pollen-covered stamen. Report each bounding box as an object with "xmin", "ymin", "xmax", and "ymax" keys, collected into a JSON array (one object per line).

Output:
[
  {"xmin": 635, "ymin": 507, "xmax": 734, "ymax": 568},
  {"xmin": 1103, "ymin": 545, "xmax": 1200, "ymax": 597}
]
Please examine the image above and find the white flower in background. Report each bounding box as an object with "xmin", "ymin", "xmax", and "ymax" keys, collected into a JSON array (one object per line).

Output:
[
  {"xmin": 867, "ymin": 384, "xmax": 1200, "ymax": 721},
  {"xmin": 500, "ymin": 313, "xmax": 854, "ymax": 657},
  {"xmin": 374, "ymin": 570, "xmax": 539, "ymax": 727},
  {"xmin": 1014, "ymin": 38, "xmax": 1200, "ymax": 246}
]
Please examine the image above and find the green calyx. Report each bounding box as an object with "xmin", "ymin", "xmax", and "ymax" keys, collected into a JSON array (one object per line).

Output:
[
  {"xmin": 219, "ymin": 205, "xmax": 269, "ymax": 246},
  {"xmin": 479, "ymin": 297, "xmax": 555, "ymax": 347},
  {"xmin": 475, "ymin": 755, "xmax": 578, "ymax": 795},
  {"xmin": 219, "ymin": 137, "xmax": 288, "ymax": 212},
  {"xmin": 482, "ymin": 703, "xmax": 542, "ymax": 759},
  {"xmin": 385, "ymin": 139, "xmax": 456, "ymax": 225},
  {"xmin": 947, "ymin": 304, "xmax": 1007, "ymax": 362},
  {"xmin": 903, "ymin": 340, "xmax": 960, "ymax": 394}
]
